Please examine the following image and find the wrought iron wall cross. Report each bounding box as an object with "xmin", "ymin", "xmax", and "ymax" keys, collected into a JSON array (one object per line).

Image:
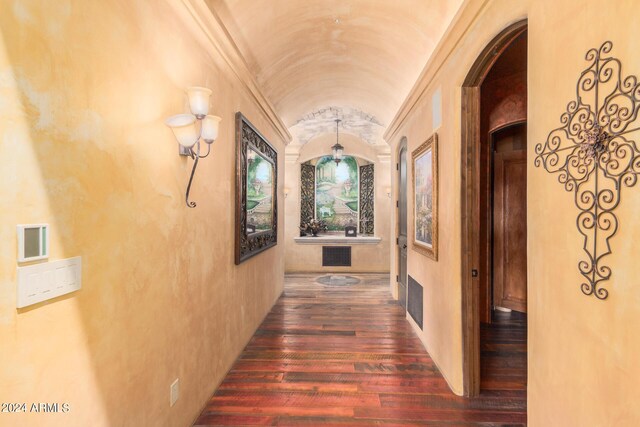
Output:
[{"xmin": 535, "ymin": 41, "xmax": 640, "ymax": 299}]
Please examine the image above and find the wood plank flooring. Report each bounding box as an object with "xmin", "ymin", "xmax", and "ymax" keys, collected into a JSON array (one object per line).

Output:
[
  {"xmin": 194, "ymin": 274, "xmax": 527, "ymax": 426},
  {"xmin": 481, "ymin": 310, "xmax": 527, "ymax": 393}
]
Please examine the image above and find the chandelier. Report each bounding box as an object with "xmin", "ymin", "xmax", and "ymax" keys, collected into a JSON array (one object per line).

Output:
[{"xmin": 331, "ymin": 119, "xmax": 344, "ymax": 165}]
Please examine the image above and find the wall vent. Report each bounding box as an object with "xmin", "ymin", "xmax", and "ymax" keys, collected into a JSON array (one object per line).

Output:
[
  {"xmin": 408, "ymin": 275, "xmax": 424, "ymax": 330},
  {"xmin": 322, "ymin": 246, "xmax": 351, "ymax": 267}
]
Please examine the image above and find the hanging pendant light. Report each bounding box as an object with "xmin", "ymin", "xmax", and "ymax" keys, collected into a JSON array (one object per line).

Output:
[{"xmin": 331, "ymin": 119, "xmax": 344, "ymax": 165}]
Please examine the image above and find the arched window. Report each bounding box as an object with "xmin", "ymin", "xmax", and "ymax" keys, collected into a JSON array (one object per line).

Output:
[
  {"xmin": 315, "ymin": 155, "xmax": 359, "ymax": 230},
  {"xmin": 300, "ymin": 156, "xmax": 374, "ymax": 234}
]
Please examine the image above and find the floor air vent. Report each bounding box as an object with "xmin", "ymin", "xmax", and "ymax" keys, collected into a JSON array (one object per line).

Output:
[
  {"xmin": 322, "ymin": 246, "xmax": 351, "ymax": 267},
  {"xmin": 408, "ymin": 275, "xmax": 423, "ymax": 330}
]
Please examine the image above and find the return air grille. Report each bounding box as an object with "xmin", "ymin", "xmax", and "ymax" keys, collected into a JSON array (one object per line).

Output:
[
  {"xmin": 408, "ymin": 275, "xmax": 424, "ymax": 330},
  {"xmin": 322, "ymin": 246, "xmax": 352, "ymax": 267}
]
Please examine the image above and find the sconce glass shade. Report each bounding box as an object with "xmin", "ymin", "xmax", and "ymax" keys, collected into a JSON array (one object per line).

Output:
[
  {"xmin": 201, "ymin": 115, "xmax": 222, "ymax": 143},
  {"xmin": 165, "ymin": 114, "xmax": 198, "ymax": 148},
  {"xmin": 187, "ymin": 86, "xmax": 212, "ymax": 118}
]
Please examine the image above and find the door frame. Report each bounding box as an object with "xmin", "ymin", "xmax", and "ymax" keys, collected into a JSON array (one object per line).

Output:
[
  {"xmin": 460, "ymin": 20, "xmax": 528, "ymax": 397},
  {"xmin": 397, "ymin": 136, "xmax": 408, "ymax": 307}
]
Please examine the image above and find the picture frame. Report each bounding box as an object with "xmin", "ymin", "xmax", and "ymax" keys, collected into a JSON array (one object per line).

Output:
[
  {"xmin": 235, "ymin": 112, "xmax": 278, "ymax": 264},
  {"xmin": 412, "ymin": 133, "xmax": 438, "ymax": 260}
]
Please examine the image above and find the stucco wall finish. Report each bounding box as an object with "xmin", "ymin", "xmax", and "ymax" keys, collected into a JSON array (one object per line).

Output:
[
  {"xmin": 0, "ymin": 1, "xmax": 285, "ymax": 426},
  {"xmin": 387, "ymin": 0, "xmax": 640, "ymax": 425}
]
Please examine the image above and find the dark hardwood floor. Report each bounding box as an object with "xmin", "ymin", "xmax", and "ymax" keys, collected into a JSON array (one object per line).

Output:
[
  {"xmin": 481, "ymin": 310, "xmax": 527, "ymax": 393},
  {"xmin": 194, "ymin": 274, "xmax": 527, "ymax": 426}
]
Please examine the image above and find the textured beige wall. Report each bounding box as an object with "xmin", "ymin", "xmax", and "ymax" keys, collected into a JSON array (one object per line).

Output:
[
  {"xmin": 527, "ymin": 1, "xmax": 640, "ymax": 425},
  {"xmin": 389, "ymin": 0, "xmax": 640, "ymax": 424},
  {"xmin": 388, "ymin": 73, "xmax": 467, "ymax": 393},
  {"xmin": 0, "ymin": 1, "xmax": 285, "ymax": 426},
  {"xmin": 284, "ymin": 133, "xmax": 391, "ymax": 273}
]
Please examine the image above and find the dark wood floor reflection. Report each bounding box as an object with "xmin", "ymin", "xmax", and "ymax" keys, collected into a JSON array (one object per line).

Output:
[
  {"xmin": 194, "ymin": 274, "xmax": 526, "ymax": 426},
  {"xmin": 481, "ymin": 310, "xmax": 528, "ymax": 394}
]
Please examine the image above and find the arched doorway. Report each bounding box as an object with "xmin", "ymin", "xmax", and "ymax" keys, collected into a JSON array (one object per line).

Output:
[{"xmin": 460, "ymin": 20, "xmax": 528, "ymax": 397}]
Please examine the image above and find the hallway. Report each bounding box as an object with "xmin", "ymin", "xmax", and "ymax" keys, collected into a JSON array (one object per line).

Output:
[
  {"xmin": 194, "ymin": 274, "xmax": 526, "ymax": 426},
  {"xmin": 4, "ymin": 1, "xmax": 640, "ymax": 425}
]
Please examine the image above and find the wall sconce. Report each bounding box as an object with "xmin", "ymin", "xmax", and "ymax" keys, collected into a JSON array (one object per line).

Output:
[
  {"xmin": 165, "ymin": 87, "xmax": 221, "ymax": 208},
  {"xmin": 283, "ymin": 187, "xmax": 290, "ymax": 198},
  {"xmin": 384, "ymin": 186, "xmax": 392, "ymax": 198}
]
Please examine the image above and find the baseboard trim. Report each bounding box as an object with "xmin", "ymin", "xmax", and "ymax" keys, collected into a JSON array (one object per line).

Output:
[{"xmin": 406, "ymin": 313, "xmax": 464, "ymax": 396}]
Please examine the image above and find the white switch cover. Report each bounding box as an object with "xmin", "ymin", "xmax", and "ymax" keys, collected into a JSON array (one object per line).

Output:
[
  {"xmin": 170, "ymin": 378, "xmax": 179, "ymax": 407},
  {"xmin": 17, "ymin": 256, "xmax": 82, "ymax": 308}
]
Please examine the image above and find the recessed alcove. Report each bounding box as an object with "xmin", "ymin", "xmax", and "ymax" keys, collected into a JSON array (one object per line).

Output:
[{"xmin": 284, "ymin": 132, "xmax": 391, "ymax": 273}]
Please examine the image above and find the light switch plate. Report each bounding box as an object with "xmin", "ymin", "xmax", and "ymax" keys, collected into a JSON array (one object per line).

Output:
[
  {"xmin": 170, "ymin": 378, "xmax": 179, "ymax": 407},
  {"xmin": 16, "ymin": 256, "xmax": 82, "ymax": 308}
]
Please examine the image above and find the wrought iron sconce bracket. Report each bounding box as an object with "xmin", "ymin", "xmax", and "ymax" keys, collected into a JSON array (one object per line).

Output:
[
  {"xmin": 535, "ymin": 41, "xmax": 640, "ymax": 299},
  {"xmin": 181, "ymin": 122, "xmax": 212, "ymax": 208}
]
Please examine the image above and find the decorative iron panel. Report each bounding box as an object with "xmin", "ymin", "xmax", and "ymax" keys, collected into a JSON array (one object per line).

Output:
[
  {"xmin": 408, "ymin": 275, "xmax": 423, "ymax": 330},
  {"xmin": 359, "ymin": 164, "xmax": 374, "ymax": 234},
  {"xmin": 300, "ymin": 163, "xmax": 315, "ymax": 227},
  {"xmin": 534, "ymin": 41, "xmax": 640, "ymax": 299}
]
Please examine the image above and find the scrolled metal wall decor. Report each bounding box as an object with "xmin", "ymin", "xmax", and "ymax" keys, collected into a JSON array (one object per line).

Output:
[{"xmin": 535, "ymin": 41, "xmax": 640, "ymax": 299}]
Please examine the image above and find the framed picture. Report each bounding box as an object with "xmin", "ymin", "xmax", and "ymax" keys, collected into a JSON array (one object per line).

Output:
[
  {"xmin": 235, "ymin": 112, "xmax": 278, "ymax": 264},
  {"xmin": 412, "ymin": 133, "xmax": 438, "ymax": 260}
]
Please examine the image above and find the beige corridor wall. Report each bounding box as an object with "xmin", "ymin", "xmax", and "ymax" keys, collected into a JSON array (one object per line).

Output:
[
  {"xmin": 388, "ymin": 0, "xmax": 640, "ymax": 425},
  {"xmin": 0, "ymin": 1, "xmax": 285, "ymax": 426},
  {"xmin": 284, "ymin": 134, "xmax": 391, "ymax": 273}
]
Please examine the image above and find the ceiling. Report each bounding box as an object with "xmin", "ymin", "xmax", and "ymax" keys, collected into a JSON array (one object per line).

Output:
[{"xmin": 208, "ymin": 0, "xmax": 463, "ymax": 146}]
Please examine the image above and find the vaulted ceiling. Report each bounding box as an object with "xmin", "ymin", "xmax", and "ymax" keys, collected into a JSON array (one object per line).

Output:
[{"xmin": 207, "ymin": 0, "xmax": 463, "ymax": 146}]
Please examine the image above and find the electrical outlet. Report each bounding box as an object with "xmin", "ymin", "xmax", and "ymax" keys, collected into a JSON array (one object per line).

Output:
[{"xmin": 170, "ymin": 378, "xmax": 179, "ymax": 407}]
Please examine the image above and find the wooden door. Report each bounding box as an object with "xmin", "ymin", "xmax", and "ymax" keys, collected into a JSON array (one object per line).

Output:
[
  {"xmin": 398, "ymin": 142, "xmax": 408, "ymax": 309},
  {"xmin": 492, "ymin": 130, "xmax": 527, "ymax": 312}
]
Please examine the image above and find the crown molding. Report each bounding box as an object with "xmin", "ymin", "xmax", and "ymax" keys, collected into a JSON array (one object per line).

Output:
[
  {"xmin": 375, "ymin": 145, "xmax": 391, "ymax": 163},
  {"xmin": 285, "ymin": 151, "xmax": 300, "ymax": 164},
  {"xmin": 376, "ymin": 152, "xmax": 391, "ymax": 163},
  {"xmin": 383, "ymin": 0, "xmax": 490, "ymax": 143},
  {"xmin": 180, "ymin": 0, "xmax": 292, "ymax": 145}
]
